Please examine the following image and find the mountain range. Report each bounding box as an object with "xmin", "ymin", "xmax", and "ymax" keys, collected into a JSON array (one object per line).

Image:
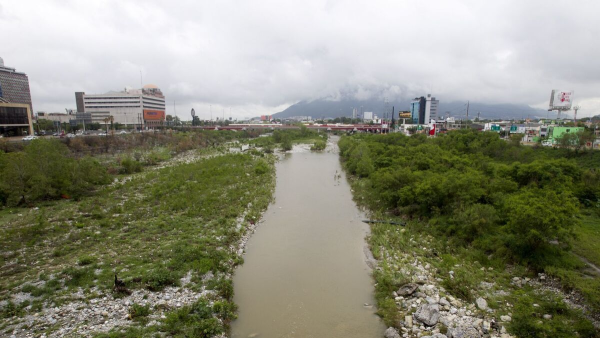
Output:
[{"xmin": 273, "ymin": 98, "xmax": 568, "ymax": 121}]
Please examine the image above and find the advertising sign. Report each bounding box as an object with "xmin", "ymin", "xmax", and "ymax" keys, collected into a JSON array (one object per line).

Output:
[
  {"xmin": 143, "ymin": 110, "xmax": 165, "ymax": 121},
  {"xmin": 399, "ymin": 111, "xmax": 412, "ymax": 118},
  {"xmin": 549, "ymin": 90, "xmax": 574, "ymax": 110}
]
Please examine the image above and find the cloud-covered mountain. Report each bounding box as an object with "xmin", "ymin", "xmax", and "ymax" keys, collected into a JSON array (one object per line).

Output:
[{"xmin": 273, "ymin": 98, "xmax": 565, "ymax": 121}]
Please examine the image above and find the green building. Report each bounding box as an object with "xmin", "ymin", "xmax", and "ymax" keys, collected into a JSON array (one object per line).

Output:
[{"xmin": 548, "ymin": 126, "xmax": 584, "ymax": 144}]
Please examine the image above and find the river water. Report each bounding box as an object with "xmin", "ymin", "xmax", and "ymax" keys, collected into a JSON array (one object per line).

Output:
[{"xmin": 231, "ymin": 138, "xmax": 385, "ymax": 338}]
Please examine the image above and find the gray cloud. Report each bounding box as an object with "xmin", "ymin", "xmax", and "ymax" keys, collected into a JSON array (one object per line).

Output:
[{"xmin": 2, "ymin": 0, "xmax": 600, "ymax": 118}]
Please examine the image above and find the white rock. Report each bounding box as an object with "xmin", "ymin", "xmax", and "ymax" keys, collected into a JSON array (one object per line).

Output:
[{"xmin": 476, "ymin": 297, "xmax": 488, "ymax": 310}]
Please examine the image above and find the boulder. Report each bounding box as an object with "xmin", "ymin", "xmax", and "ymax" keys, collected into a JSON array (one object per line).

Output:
[
  {"xmin": 384, "ymin": 327, "xmax": 401, "ymax": 338},
  {"xmin": 476, "ymin": 297, "xmax": 488, "ymax": 310},
  {"xmin": 414, "ymin": 303, "xmax": 440, "ymax": 326},
  {"xmin": 397, "ymin": 283, "xmax": 419, "ymax": 296}
]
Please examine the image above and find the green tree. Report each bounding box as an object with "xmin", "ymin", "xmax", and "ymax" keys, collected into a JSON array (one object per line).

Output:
[{"xmin": 503, "ymin": 188, "xmax": 579, "ymax": 267}]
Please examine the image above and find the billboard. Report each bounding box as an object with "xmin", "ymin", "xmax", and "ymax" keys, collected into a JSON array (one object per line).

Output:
[
  {"xmin": 363, "ymin": 111, "xmax": 373, "ymax": 120},
  {"xmin": 143, "ymin": 110, "xmax": 165, "ymax": 121},
  {"xmin": 549, "ymin": 90, "xmax": 574, "ymax": 110},
  {"xmin": 399, "ymin": 111, "xmax": 412, "ymax": 118}
]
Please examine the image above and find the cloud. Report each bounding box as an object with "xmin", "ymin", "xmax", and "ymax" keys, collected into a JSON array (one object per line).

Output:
[{"xmin": 2, "ymin": 0, "xmax": 600, "ymax": 118}]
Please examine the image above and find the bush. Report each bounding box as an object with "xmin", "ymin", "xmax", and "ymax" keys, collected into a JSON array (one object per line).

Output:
[
  {"xmin": 144, "ymin": 268, "xmax": 178, "ymax": 291},
  {"xmin": 77, "ymin": 255, "xmax": 96, "ymax": 266},
  {"xmin": 120, "ymin": 157, "xmax": 143, "ymax": 174},
  {"xmin": 129, "ymin": 303, "xmax": 150, "ymax": 319},
  {"xmin": 311, "ymin": 140, "xmax": 326, "ymax": 151}
]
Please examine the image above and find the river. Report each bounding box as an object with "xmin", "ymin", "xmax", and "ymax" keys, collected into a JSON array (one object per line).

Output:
[{"xmin": 231, "ymin": 137, "xmax": 385, "ymax": 338}]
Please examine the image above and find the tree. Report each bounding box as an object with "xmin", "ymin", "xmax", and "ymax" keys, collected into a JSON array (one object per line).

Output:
[
  {"xmin": 35, "ymin": 119, "xmax": 55, "ymax": 133},
  {"xmin": 503, "ymin": 188, "xmax": 578, "ymax": 267}
]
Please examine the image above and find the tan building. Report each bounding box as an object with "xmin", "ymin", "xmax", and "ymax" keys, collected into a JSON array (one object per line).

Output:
[{"xmin": 0, "ymin": 102, "xmax": 34, "ymax": 136}]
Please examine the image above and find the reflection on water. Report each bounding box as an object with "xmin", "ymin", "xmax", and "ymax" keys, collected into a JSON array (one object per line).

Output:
[{"xmin": 231, "ymin": 137, "xmax": 384, "ymax": 338}]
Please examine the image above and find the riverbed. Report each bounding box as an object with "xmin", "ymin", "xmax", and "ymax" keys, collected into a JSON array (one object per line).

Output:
[{"xmin": 231, "ymin": 138, "xmax": 385, "ymax": 338}]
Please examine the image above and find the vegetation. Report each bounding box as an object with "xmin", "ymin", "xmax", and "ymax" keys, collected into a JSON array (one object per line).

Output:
[
  {"xmin": 248, "ymin": 126, "xmax": 329, "ymax": 152},
  {"xmin": 339, "ymin": 130, "xmax": 600, "ymax": 336},
  {"xmin": 0, "ymin": 131, "xmax": 276, "ymax": 336}
]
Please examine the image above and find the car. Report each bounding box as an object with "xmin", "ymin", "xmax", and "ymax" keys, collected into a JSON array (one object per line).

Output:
[
  {"xmin": 22, "ymin": 135, "xmax": 38, "ymax": 141},
  {"xmin": 67, "ymin": 133, "xmax": 76, "ymax": 138},
  {"xmin": 98, "ymin": 132, "xmax": 107, "ymax": 136},
  {"xmin": 52, "ymin": 132, "xmax": 59, "ymax": 136}
]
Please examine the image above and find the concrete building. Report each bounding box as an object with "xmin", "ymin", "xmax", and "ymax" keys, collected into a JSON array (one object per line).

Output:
[
  {"xmin": 75, "ymin": 84, "xmax": 165, "ymax": 128},
  {"xmin": 0, "ymin": 57, "xmax": 33, "ymax": 112},
  {"xmin": 424, "ymin": 94, "xmax": 439, "ymax": 123}
]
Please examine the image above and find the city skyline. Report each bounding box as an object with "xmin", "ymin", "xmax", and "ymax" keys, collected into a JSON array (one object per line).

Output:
[{"xmin": 2, "ymin": 0, "xmax": 600, "ymax": 119}]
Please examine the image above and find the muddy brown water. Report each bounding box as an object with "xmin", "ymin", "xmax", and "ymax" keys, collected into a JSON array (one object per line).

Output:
[{"xmin": 231, "ymin": 138, "xmax": 385, "ymax": 338}]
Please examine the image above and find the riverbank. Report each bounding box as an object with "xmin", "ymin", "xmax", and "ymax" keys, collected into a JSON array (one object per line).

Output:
[
  {"xmin": 0, "ymin": 144, "xmax": 276, "ymax": 337},
  {"xmin": 339, "ymin": 131, "xmax": 599, "ymax": 338}
]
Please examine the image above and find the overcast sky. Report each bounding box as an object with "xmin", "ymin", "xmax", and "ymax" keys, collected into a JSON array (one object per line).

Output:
[{"xmin": 2, "ymin": 0, "xmax": 600, "ymax": 119}]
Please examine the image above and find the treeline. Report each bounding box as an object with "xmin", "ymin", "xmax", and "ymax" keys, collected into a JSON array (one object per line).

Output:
[
  {"xmin": 339, "ymin": 130, "xmax": 600, "ymax": 269},
  {"xmin": 0, "ymin": 139, "xmax": 110, "ymax": 206},
  {"xmin": 0, "ymin": 130, "xmax": 263, "ymax": 155},
  {"xmin": 0, "ymin": 131, "xmax": 267, "ymax": 207},
  {"xmin": 249, "ymin": 126, "xmax": 328, "ymax": 151}
]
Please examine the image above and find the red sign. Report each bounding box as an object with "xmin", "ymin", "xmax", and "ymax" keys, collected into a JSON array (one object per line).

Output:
[{"xmin": 143, "ymin": 110, "xmax": 165, "ymax": 120}]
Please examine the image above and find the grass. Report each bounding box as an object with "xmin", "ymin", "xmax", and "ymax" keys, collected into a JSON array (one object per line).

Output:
[
  {"xmin": 0, "ymin": 145, "xmax": 276, "ymax": 335},
  {"xmin": 572, "ymin": 214, "xmax": 600, "ymax": 268}
]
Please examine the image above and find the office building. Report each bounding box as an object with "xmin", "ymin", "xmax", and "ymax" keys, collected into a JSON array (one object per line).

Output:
[
  {"xmin": 0, "ymin": 57, "xmax": 33, "ymax": 112},
  {"xmin": 425, "ymin": 94, "xmax": 439, "ymax": 123},
  {"xmin": 411, "ymin": 95, "xmax": 439, "ymax": 124},
  {"xmin": 0, "ymin": 103, "xmax": 34, "ymax": 136},
  {"xmin": 75, "ymin": 84, "xmax": 165, "ymax": 128}
]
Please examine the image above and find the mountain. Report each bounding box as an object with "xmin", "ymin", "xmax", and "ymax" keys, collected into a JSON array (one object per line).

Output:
[{"xmin": 273, "ymin": 98, "xmax": 563, "ymax": 121}]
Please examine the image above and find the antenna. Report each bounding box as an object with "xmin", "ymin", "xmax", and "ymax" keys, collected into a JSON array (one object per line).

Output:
[{"xmin": 140, "ymin": 70, "xmax": 143, "ymax": 88}]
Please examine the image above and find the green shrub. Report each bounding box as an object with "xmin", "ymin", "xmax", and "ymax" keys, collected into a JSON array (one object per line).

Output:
[
  {"xmin": 77, "ymin": 255, "xmax": 96, "ymax": 266},
  {"xmin": 310, "ymin": 140, "xmax": 326, "ymax": 151},
  {"xmin": 144, "ymin": 268, "xmax": 178, "ymax": 291},
  {"xmin": 120, "ymin": 157, "xmax": 143, "ymax": 174},
  {"xmin": 129, "ymin": 303, "xmax": 150, "ymax": 319}
]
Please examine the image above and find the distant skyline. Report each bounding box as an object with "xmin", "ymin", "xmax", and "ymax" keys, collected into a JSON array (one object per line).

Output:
[{"xmin": 2, "ymin": 0, "xmax": 600, "ymax": 119}]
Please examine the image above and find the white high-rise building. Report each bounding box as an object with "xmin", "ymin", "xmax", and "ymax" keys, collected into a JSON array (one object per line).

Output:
[{"xmin": 424, "ymin": 94, "xmax": 439, "ymax": 123}]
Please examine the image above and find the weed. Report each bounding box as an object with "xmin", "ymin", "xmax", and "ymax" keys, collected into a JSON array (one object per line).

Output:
[
  {"xmin": 128, "ymin": 303, "xmax": 150, "ymax": 319},
  {"xmin": 77, "ymin": 255, "xmax": 96, "ymax": 266}
]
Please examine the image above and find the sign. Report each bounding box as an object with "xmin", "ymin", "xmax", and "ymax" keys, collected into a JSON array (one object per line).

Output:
[
  {"xmin": 191, "ymin": 108, "xmax": 195, "ymax": 117},
  {"xmin": 549, "ymin": 90, "xmax": 574, "ymax": 110},
  {"xmin": 143, "ymin": 110, "xmax": 165, "ymax": 121}
]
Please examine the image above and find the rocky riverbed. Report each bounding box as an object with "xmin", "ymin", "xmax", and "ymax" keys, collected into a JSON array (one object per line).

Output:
[{"xmin": 375, "ymin": 247, "xmax": 597, "ymax": 338}]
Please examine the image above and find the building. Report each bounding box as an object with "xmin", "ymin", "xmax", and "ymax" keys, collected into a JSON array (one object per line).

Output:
[
  {"xmin": 75, "ymin": 84, "xmax": 165, "ymax": 128},
  {"xmin": 425, "ymin": 95, "xmax": 439, "ymax": 123},
  {"xmin": 0, "ymin": 102, "xmax": 34, "ymax": 136},
  {"xmin": 36, "ymin": 112, "xmax": 73, "ymax": 124},
  {"xmin": 410, "ymin": 97, "xmax": 425, "ymax": 124},
  {"xmin": 0, "ymin": 57, "xmax": 33, "ymax": 112},
  {"xmin": 0, "ymin": 58, "xmax": 34, "ymax": 136},
  {"xmin": 410, "ymin": 95, "xmax": 439, "ymax": 124}
]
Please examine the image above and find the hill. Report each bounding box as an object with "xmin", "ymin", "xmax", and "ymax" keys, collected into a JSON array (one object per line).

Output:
[{"xmin": 273, "ymin": 98, "xmax": 563, "ymax": 121}]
